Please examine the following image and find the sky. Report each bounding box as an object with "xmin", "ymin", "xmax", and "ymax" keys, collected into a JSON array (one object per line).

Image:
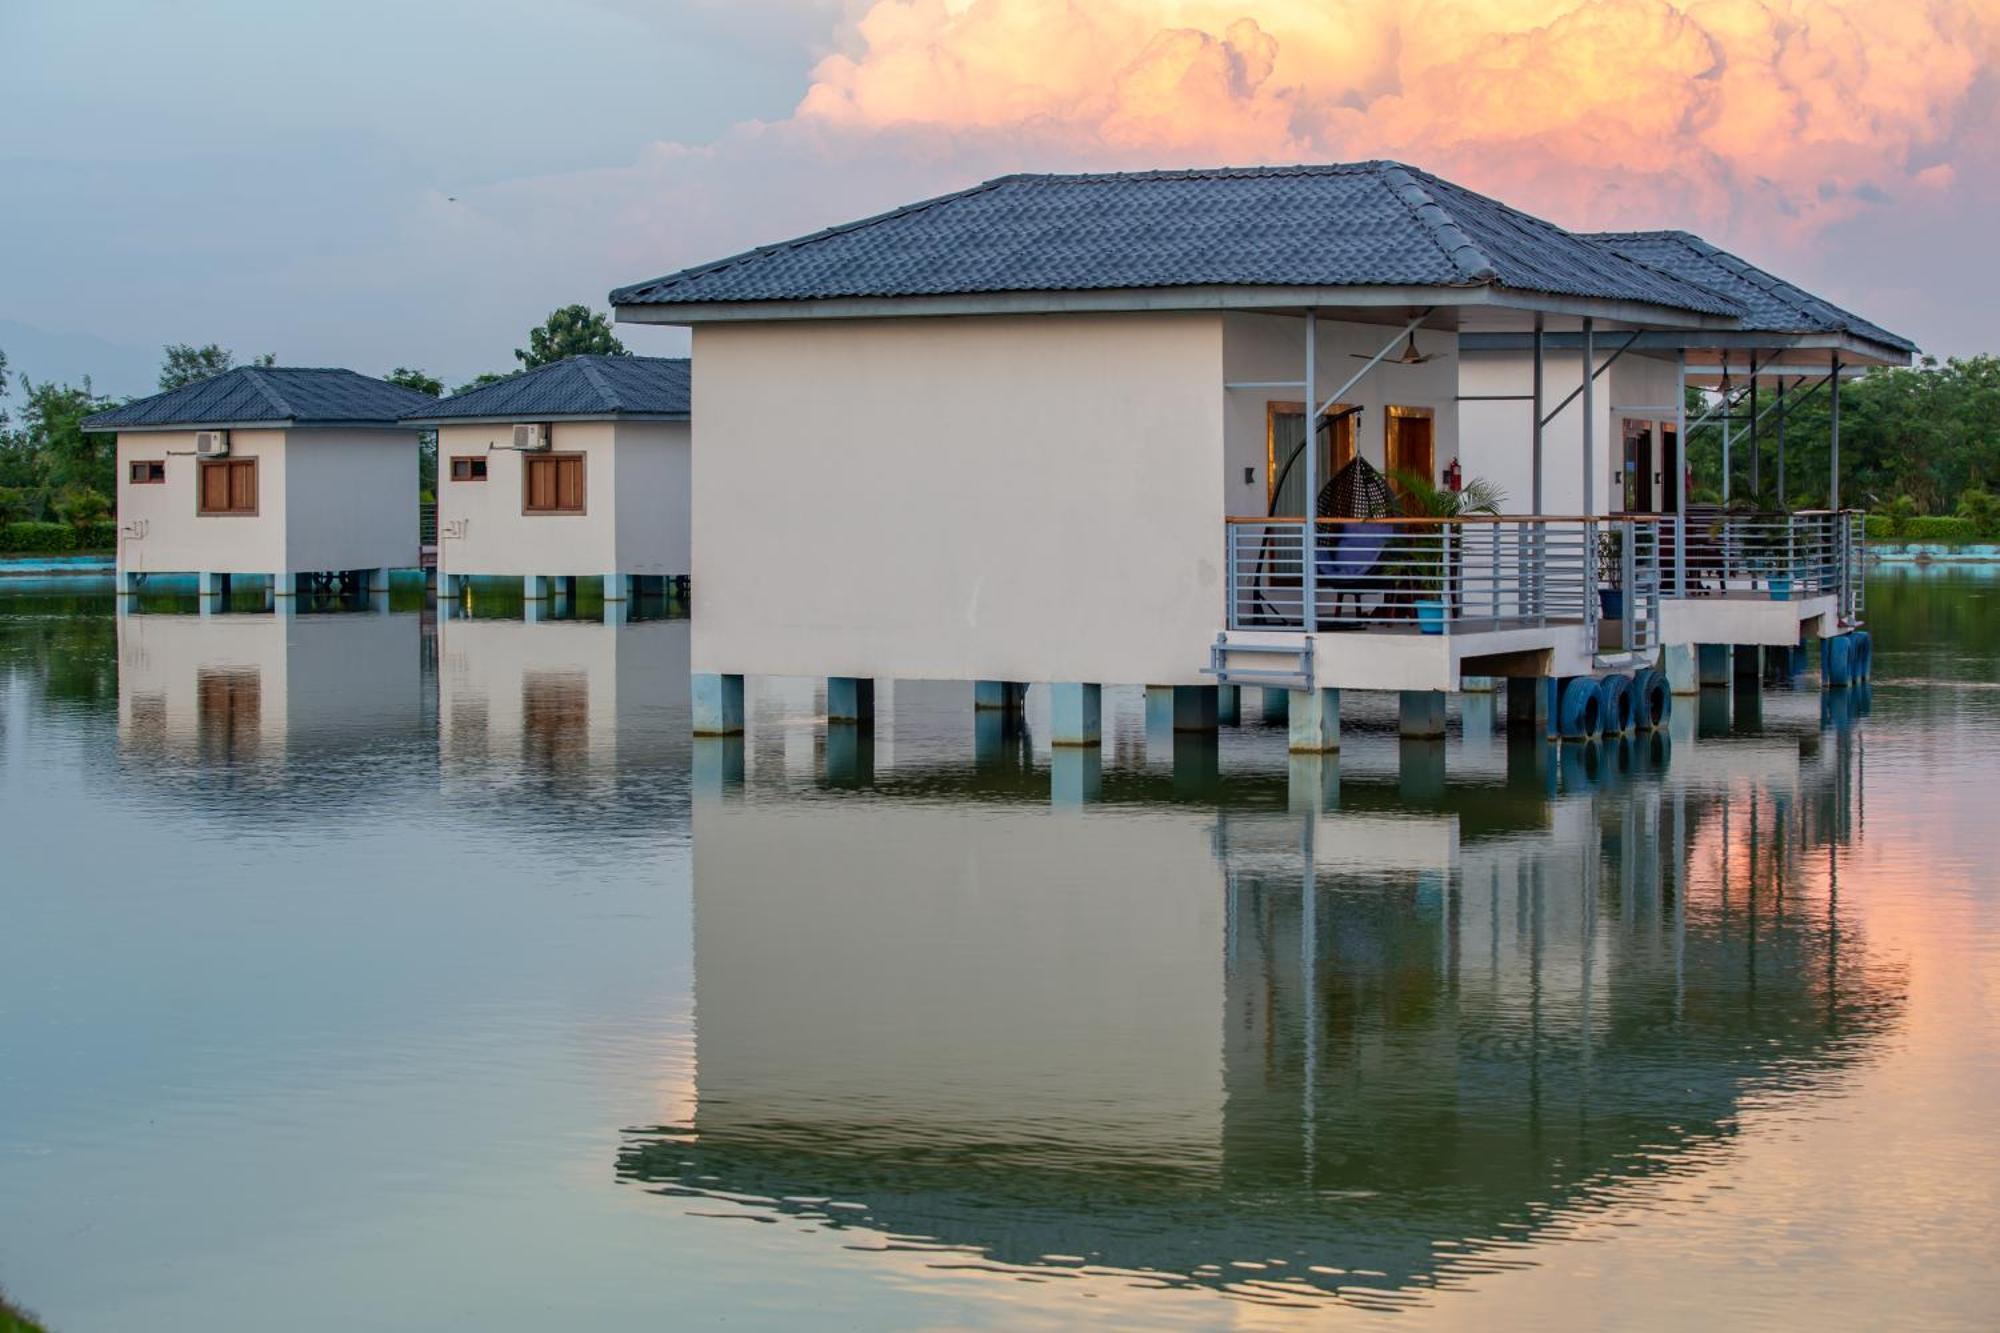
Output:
[{"xmin": 3, "ymin": 0, "xmax": 1996, "ymax": 400}]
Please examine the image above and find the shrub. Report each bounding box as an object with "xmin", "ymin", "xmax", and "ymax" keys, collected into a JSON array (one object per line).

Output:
[
  {"xmin": 76, "ymin": 519, "xmax": 118, "ymax": 550},
  {"xmin": 1957, "ymin": 488, "xmax": 2000, "ymax": 540},
  {"xmin": 1, "ymin": 521, "xmax": 77, "ymax": 554},
  {"xmin": 1887, "ymin": 494, "xmax": 1921, "ymax": 538}
]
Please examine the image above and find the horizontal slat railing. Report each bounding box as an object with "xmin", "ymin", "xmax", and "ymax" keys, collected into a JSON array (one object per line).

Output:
[
  {"xmin": 1226, "ymin": 515, "xmax": 1663, "ymax": 652},
  {"xmin": 1678, "ymin": 510, "xmax": 1852, "ymax": 601}
]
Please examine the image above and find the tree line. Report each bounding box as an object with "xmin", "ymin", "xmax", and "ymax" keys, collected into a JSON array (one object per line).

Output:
[{"xmin": 0, "ymin": 304, "xmax": 627, "ymax": 530}]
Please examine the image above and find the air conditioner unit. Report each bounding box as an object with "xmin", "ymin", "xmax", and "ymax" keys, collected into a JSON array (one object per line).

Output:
[
  {"xmin": 512, "ymin": 423, "xmax": 549, "ymax": 451},
  {"xmin": 195, "ymin": 430, "xmax": 231, "ymax": 458}
]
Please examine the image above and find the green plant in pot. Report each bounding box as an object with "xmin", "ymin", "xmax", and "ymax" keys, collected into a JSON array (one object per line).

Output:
[
  {"xmin": 1596, "ymin": 528, "xmax": 1627, "ymax": 621},
  {"xmin": 1391, "ymin": 470, "xmax": 1504, "ymax": 634}
]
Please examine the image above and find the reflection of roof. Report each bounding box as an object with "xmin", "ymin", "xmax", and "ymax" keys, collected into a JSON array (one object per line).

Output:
[
  {"xmin": 84, "ymin": 367, "xmax": 434, "ymax": 431},
  {"xmin": 613, "ymin": 162, "xmax": 1743, "ymax": 318},
  {"xmin": 1584, "ymin": 230, "xmax": 1916, "ymax": 356},
  {"xmin": 407, "ymin": 355, "xmax": 690, "ymax": 423}
]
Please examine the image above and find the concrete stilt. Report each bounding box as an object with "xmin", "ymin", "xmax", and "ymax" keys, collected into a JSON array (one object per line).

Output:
[
  {"xmin": 973, "ymin": 708, "xmax": 1028, "ymax": 770},
  {"xmin": 693, "ymin": 673, "xmax": 745, "ymax": 736},
  {"xmin": 1172, "ymin": 685, "xmax": 1219, "ymax": 733},
  {"xmin": 1288, "ymin": 752, "xmax": 1340, "ymax": 813},
  {"xmin": 1260, "ymin": 687, "xmax": 1288, "ymax": 724},
  {"xmin": 602, "ymin": 596, "xmax": 628, "ymax": 626},
  {"xmin": 826, "ymin": 676, "xmax": 876, "ymax": 725},
  {"xmin": 1287, "ymin": 687, "xmax": 1340, "ymax": 753},
  {"xmin": 974, "ymin": 680, "xmax": 1027, "ymax": 712},
  {"xmin": 114, "ymin": 567, "xmax": 139, "ymax": 596},
  {"xmin": 1460, "ymin": 675, "xmax": 1496, "ymax": 693},
  {"xmin": 1171, "ymin": 734, "xmax": 1221, "ymax": 798},
  {"xmin": 1506, "ymin": 676, "xmax": 1556, "ymax": 739},
  {"xmin": 1697, "ymin": 687, "xmax": 1732, "ymax": 737},
  {"xmin": 1460, "ymin": 690, "xmax": 1498, "ymax": 759},
  {"xmin": 1050, "ymin": 746, "xmax": 1102, "ymax": 806},
  {"xmin": 1734, "ymin": 644, "xmax": 1761, "ymax": 681},
  {"xmin": 1696, "ymin": 643, "xmax": 1732, "ymax": 687},
  {"xmin": 1399, "ymin": 689, "xmax": 1448, "ymax": 739},
  {"xmin": 603, "ymin": 572, "xmax": 631, "ymax": 602},
  {"xmin": 359, "ymin": 567, "xmax": 388, "ymax": 594},
  {"xmin": 437, "ymin": 572, "xmax": 462, "ymax": 601},
  {"xmin": 1216, "ymin": 684, "xmax": 1240, "ymax": 726},
  {"xmin": 198, "ymin": 571, "xmax": 228, "ymax": 615},
  {"xmin": 1050, "ymin": 682, "xmax": 1102, "ymax": 747},
  {"xmin": 692, "ymin": 736, "xmax": 745, "ymax": 796},
  {"xmin": 1663, "ymin": 643, "xmax": 1698, "ymax": 696},
  {"xmin": 1144, "ymin": 686, "xmax": 1175, "ymax": 737}
]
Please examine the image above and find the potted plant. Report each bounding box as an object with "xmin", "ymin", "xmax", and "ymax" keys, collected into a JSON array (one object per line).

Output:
[
  {"xmin": 1596, "ymin": 528, "xmax": 1626, "ymax": 621},
  {"xmin": 1391, "ymin": 470, "xmax": 1504, "ymax": 634}
]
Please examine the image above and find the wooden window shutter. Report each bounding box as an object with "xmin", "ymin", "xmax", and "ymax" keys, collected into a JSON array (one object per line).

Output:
[
  {"xmin": 201, "ymin": 461, "xmax": 230, "ymax": 512},
  {"xmin": 558, "ymin": 456, "xmax": 583, "ymax": 511},
  {"xmin": 229, "ymin": 460, "xmax": 257, "ymax": 512}
]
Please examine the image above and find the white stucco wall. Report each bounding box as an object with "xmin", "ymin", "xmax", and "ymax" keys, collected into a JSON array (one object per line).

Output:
[
  {"xmin": 114, "ymin": 427, "xmax": 418, "ymax": 575},
  {"xmin": 116, "ymin": 429, "xmax": 287, "ymax": 575},
  {"xmin": 1458, "ymin": 349, "xmax": 1683, "ymax": 517},
  {"xmin": 613, "ymin": 420, "xmax": 691, "ymax": 577},
  {"xmin": 691, "ymin": 312, "xmax": 1228, "ymax": 686},
  {"xmin": 436, "ymin": 421, "xmax": 619, "ymax": 578},
  {"xmin": 283, "ymin": 428, "xmax": 420, "ymax": 572},
  {"xmin": 1221, "ymin": 313, "xmax": 1462, "ymax": 516}
]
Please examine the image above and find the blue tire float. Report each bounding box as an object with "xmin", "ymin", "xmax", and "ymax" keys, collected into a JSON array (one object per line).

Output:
[
  {"xmin": 1822, "ymin": 633, "xmax": 1854, "ymax": 688},
  {"xmin": 1597, "ymin": 672, "xmax": 1635, "ymax": 736},
  {"xmin": 1559, "ymin": 675, "xmax": 1603, "ymax": 740},
  {"xmin": 1631, "ymin": 668, "xmax": 1672, "ymax": 731},
  {"xmin": 1852, "ymin": 630, "xmax": 1874, "ymax": 681}
]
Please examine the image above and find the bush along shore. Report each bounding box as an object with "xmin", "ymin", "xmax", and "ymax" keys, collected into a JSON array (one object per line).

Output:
[{"xmin": 2, "ymin": 520, "xmax": 116, "ymax": 556}]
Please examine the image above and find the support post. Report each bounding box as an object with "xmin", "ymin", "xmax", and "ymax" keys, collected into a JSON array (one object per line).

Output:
[
  {"xmin": 826, "ymin": 676, "xmax": 876, "ymax": 725},
  {"xmin": 1050, "ymin": 747, "xmax": 1102, "ymax": 806},
  {"xmin": 1287, "ymin": 687, "xmax": 1340, "ymax": 753},
  {"xmin": 1144, "ymin": 685, "xmax": 1174, "ymax": 738},
  {"xmin": 1663, "ymin": 643, "xmax": 1698, "ymax": 696},
  {"xmin": 1696, "ymin": 643, "xmax": 1732, "ymax": 688},
  {"xmin": 1049, "ymin": 682, "xmax": 1101, "ymax": 747},
  {"xmin": 1749, "ymin": 353, "xmax": 1760, "ymax": 496},
  {"xmin": 1721, "ymin": 381, "xmax": 1734, "ymax": 505},
  {"xmin": 1581, "ymin": 317, "xmax": 1596, "ymax": 517},
  {"xmin": 1674, "ymin": 349, "xmax": 1688, "ymax": 597},
  {"xmin": 603, "ymin": 572, "xmax": 630, "ymax": 602},
  {"xmin": 1829, "ymin": 353, "xmax": 1842, "ymax": 511},
  {"xmin": 692, "ymin": 737, "xmax": 745, "ymax": 796},
  {"xmin": 1302, "ymin": 305, "xmax": 1319, "ymax": 624},
  {"xmin": 693, "ymin": 673, "xmax": 745, "ymax": 736},
  {"xmin": 1399, "ymin": 689, "xmax": 1448, "ymax": 739},
  {"xmin": 1172, "ymin": 685, "xmax": 1219, "ymax": 733},
  {"xmin": 1531, "ymin": 313, "xmax": 1545, "ymax": 515},
  {"xmin": 524, "ymin": 574, "xmax": 551, "ymax": 600},
  {"xmin": 1261, "ymin": 687, "xmax": 1289, "ymax": 724},
  {"xmin": 198, "ymin": 570, "xmax": 227, "ymax": 615},
  {"xmin": 1288, "ymin": 752, "xmax": 1339, "ymax": 813},
  {"xmin": 1216, "ymin": 684, "xmax": 1240, "ymax": 726},
  {"xmin": 973, "ymin": 680, "xmax": 1026, "ymax": 712}
]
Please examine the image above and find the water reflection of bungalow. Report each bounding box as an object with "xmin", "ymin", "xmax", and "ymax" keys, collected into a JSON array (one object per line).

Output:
[
  {"xmin": 623, "ymin": 767, "xmax": 1891, "ymax": 1303},
  {"xmin": 117, "ymin": 611, "xmax": 422, "ymax": 764},
  {"xmin": 437, "ymin": 616, "xmax": 690, "ymax": 776},
  {"xmin": 87, "ymin": 368, "xmax": 432, "ymax": 608}
]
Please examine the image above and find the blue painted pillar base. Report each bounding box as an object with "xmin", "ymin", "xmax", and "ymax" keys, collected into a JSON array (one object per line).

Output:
[
  {"xmin": 973, "ymin": 680, "xmax": 1027, "ymax": 712},
  {"xmin": 1050, "ymin": 682, "xmax": 1101, "ymax": 747},
  {"xmin": 437, "ymin": 572, "xmax": 462, "ymax": 600},
  {"xmin": 198, "ymin": 571, "xmax": 228, "ymax": 615},
  {"xmin": 1051, "ymin": 746, "xmax": 1102, "ymax": 805},
  {"xmin": 1215, "ymin": 685, "xmax": 1240, "ymax": 726},
  {"xmin": 114, "ymin": 568, "xmax": 139, "ymax": 596},
  {"xmin": 1287, "ymin": 687, "xmax": 1339, "ymax": 753},
  {"xmin": 1400, "ymin": 739, "xmax": 1448, "ymax": 804},
  {"xmin": 693, "ymin": 672, "xmax": 745, "ymax": 736},
  {"xmin": 1399, "ymin": 690, "xmax": 1447, "ymax": 739},
  {"xmin": 1696, "ymin": 643, "xmax": 1732, "ymax": 687},
  {"xmin": 1506, "ymin": 676, "xmax": 1555, "ymax": 738},
  {"xmin": 1288, "ymin": 752, "xmax": 1340, "ymax": 813},
  {"xmin": 602, "ymin": 597, "xmax": 628, "ymax": 626},
  {"xmin": 692, "ymin": 736, "xmax": 745, "ymax": 796},
  {"xmin": 1663, "ymin": 643, "xmax": 1698, "ymax": 696},
  {"xmin": 1460, "ymin": 675, "xmax": 1496, "ymax": 693},
  {"xmin": 603, "ymin": 572, "xmax": 630, "ymax": 602},
  {"xmin": 358, "ymin": 567, "xmax": 388, "ymax": 594},
  {"xmin": 1173, "ymin": 685, "xmax": 1219, "ymax": 733},
  {"xmin": 826, "ymin": 676, "xmax": 876, "ymax": 724},
  {"xmin": 1460, "ymin": 691, "xmax": 1497, "ymax": 752},
  {"xmin": 1821, "ymin": 632, "xmax": 1855, "ymax": 688},
  {"xmin": 825, "ymin": 724, "xmax": 874, "ymax": 785},
  {"xmin": 1144, "ymin": 685, "xmax": 1174, "ymax": 738},
  {"xmin": 973, "ymin": 708, "xmax": 1027, "ymax": 769},
  {"xmin": 1262, "ymin": 688, "xmax": 1290, "ymax": 724}
]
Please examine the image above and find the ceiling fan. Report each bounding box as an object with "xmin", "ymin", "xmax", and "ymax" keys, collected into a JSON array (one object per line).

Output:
[{"xmin": 1351, "ymin": 331, "xmax": 1437, "ymax": 365}]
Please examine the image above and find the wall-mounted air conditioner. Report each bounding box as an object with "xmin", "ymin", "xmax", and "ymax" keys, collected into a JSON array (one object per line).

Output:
[
  {"xmin": 194, "ymin": 430, "xmax": 231, "ymax": 458},
  {"xmin": 512, "ymin": 423, "xmax": 549, "ymax": 451}
]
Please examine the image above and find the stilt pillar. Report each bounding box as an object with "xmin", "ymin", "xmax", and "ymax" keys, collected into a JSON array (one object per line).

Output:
[
  {"xmin": 1262, "ymin": 687, "xmax": 1290, "ymax": 724},
  {"xmin": 826, "ymin": 676, "xmax": 876, "ymax": 725},
  {"xmin": 1288, "ymin": 752, "xmax": 1339, "ymax": 813},
  {"xmin": 1663, "ymin": 643, "xmax": 1698, "ymax": 696},
  {"xmin": 1400, "ymin": 739, "xmax": 1448, "ymax": 804},
  {"xmin": 1172, "ymin": 685, "xmax": 1219, "ymax": 733},
  {"xmin": 1507, "ymin": 676, "xmax": 1558, "ymax": 740},
  {"xmin": 1144, "ymin": 685, "xmax": 1174, "ymax": 737},
  {"xmin": 1050, "ymin": 747, "xmax": 1102, "ymax": 806},
  {"xmin": 1287, "ymin": 687, "xmax": 1340, "ymax": 753},
  {"xmin": 198, "ymin": 571, "xmax": 228, "ymax": 615},
  {"xmin": 1696, "ymin": 643, "xmax": 1732, "ymax": 687},
  {"xmin": 1735, "ymin": 644, "xmax": 1761, "ymax": 681},
  {"xmin": 1216, "ymin": 684, "xmax": 1240, "ymax": 726},
  {"xmin": 1399, "ymin": 689, "xmax": 1448, "ymax": 739},
  {"xmin": 693, "ymin": 673, "xmax": 745, "ymax": 736},
  {"xmin": 603, "ymin": 572, "xmax": 630, "ymax": 602},
  {"xmin": 973, "ymin": 680, "xmax": 1026, "ymax": 712},
  {"xmin": 1049, "ymin": 682, "xmax": 1101, "ymax": 747},
  {"xmin": 825, "ymin": 723, "xmax": 874, "ymax": 785},
  {"xmin": 692, "ymin": 736, "xmax": 745, "ymax": 796}
]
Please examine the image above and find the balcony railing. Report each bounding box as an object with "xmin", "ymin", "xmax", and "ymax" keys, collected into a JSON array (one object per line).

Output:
[
  {"xmin": 1678, "ymin": 509, "xmax": 1864, "ymax": 620},
  {"xmin": 1225, "ymin": 515, "xmax": 1665, "ymax": 657}
]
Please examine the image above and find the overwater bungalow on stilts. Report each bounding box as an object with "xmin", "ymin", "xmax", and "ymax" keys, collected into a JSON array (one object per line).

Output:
[{"xmin": 608, "ymin": 162, "xmax": 1906, "ymax": 764}]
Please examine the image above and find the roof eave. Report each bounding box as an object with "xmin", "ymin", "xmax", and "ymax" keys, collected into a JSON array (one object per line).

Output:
[
  {"xmin": 408, "ymin": 412, "xmax": 691, "ymax": 427},
  {"xmin": 1459, "ymin": 328, "xmax": 1913, "ymax": 367},
  {"xmin": 89, "ymin": 419, "xmax": 420, "ymax": 433},
  {"xmin": 616, "ymin": 283, "xmax": 1735, "ymax": 331}
]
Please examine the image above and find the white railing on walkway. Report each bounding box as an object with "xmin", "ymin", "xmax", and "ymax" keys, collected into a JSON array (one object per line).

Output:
[
  {"xmin": 1678, "ymin": 510, "xmax": 1861, "ymax": 608},
  {"xmin": 1224, "ymin": 515, "xmax": 1666, "ymax": 657}
]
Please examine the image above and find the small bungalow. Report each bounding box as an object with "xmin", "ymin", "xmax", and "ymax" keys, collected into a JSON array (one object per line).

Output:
[
  {"xmin": 87, "ymin": 366, "xmax": 433, "ymax": 609},
  {"xmin": 409, "ymin": 354, "xmax": 691, "ymax": 616},
  {"xmin": 611, "ymin": 161, "xmax": 1837, "ymax": 752}
]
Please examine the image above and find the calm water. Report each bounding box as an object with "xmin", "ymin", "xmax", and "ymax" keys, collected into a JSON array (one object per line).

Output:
[{"xmin": 2, "ymin": 571, "xmax": 1996, "ymax": 1330}]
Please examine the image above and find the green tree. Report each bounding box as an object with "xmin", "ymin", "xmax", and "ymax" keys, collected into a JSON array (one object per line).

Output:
[
  {"xmin": 452, "ymin": 371, "xmax": 510, "ymax": 395},
  {"xmin": 386, "ymin": 366, "xmax": 443, "ymax": 397},
  {"xmin": 514, "ymin": 304, "xmax": 626, "ymax": 369},
  {"xmin": 159, "ymin": 343, "xmax": 275, "ymax": 390}
]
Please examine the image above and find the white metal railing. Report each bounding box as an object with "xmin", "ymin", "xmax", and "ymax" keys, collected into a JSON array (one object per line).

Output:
[
  {"xmin": 1678, "ymin": 509, "xmax": 1857, "ymax": 605},
  {"xmin": 1224, "ymin": 515, "xmax": 1665, "ymax": 655}
]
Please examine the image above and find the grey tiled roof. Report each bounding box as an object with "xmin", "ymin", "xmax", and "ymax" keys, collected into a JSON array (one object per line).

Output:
[
  {"xmin": 612, "ymin": 162, "xmax": 1743, "ymax": 318},
  {"xmin": 408, "ymin": 355, "xmax": 691, "ymax": 422},
  {"xmin": 83, "ymin": 367, "xmax": 435, "ymax": 430},
  {"xmin": 1585, "ymin": 230, "xmax": 1916, "ymax": 353}
]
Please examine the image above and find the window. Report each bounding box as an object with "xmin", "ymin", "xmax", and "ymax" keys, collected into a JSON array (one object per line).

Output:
[
  {"xmin": 523, "ymin": 453, "xmax": 585, "ymax": 514},
  {"xmin": 198, "ymin": 458, "xmax": 258, "ymax": 516},
  {"xmin": 1266, "ymin": 402, "xmax": 1356, "ymax": 517},
  {"xmin": 129, "ymin": 460, "xmax": 166, "ymax": 485},
  {"xmin": 450, "ymin": 456, "xmax": 488, "ymax": 482}
]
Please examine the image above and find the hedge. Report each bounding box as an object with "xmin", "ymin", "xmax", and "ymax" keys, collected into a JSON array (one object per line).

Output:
[
  {"xmin": 1864, "ymin": 515, "xmax": 1983, "ymax": 543},
  {"xmin": 77, "ymin": 519, "xmax": 118, "ymax": 550},
  {"xmin": 1, "ymin": 522, "xmax": 77, "ymax": 554}
]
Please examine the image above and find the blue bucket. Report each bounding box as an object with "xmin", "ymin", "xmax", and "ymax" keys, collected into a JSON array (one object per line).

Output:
[{"xmin": 1416, "ymin": 599, "xmax": 1446, "ymax": 635}]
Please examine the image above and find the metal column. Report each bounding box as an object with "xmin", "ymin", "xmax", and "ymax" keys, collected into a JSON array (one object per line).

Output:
[
  {"xmin": 1581, "ymin": 318, "xmax": 1596, "ymax": 516},
  {"xmin": 1302, "ymin": 307, "xmax": 1318, "ymax": 631},
  {"xmin": 1674, "ymin": 349, "xmax": 1688, "ymax": 596},
  {"xmin": 1829, "ymin": 353, "xmax": 1842, "ymax": 511},
  {"xmin": 1776, "ymin": 376, "xmax": 1788, "ymax": 507},
  {"xmin": 1532, "ymin": 314, "xmax": 1545, "ymax": 515}
]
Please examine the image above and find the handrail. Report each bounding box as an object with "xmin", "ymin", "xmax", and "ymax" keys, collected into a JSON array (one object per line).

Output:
[{"xmin": 1229, "ymin": 513, "xmax": 1671, "ymax": 525}]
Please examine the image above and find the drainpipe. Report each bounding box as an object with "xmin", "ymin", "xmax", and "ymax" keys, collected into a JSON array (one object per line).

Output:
[{"xmin": 1302, "ymin": 306, "xmax": 1318, "ymax": 632}]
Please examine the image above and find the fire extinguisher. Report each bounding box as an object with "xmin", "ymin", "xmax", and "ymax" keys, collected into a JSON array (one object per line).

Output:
[{"xmin": 1444, "ymin": 457, "xmax": 1463, "ymax": 492}]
